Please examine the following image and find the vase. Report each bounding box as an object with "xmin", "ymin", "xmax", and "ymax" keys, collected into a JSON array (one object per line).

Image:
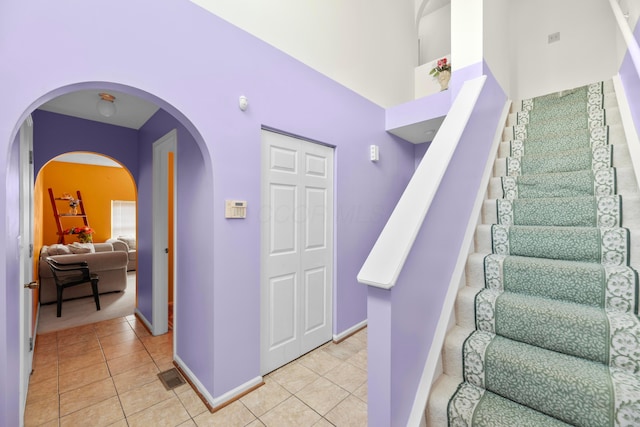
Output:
[
  {"xmin": 438, "ymin": 70, "xmax": 451, "ymax": 91},
  {"xmin": 69, "ymin": 206, "xmax": 78, "ymax": 215}
]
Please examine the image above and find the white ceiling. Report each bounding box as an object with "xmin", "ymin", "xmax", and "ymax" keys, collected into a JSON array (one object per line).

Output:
[
  {"xmin": 38, "ymin": 89, "xmax": 160, "ymax": 130},
  {"xmin": 53, "ymin": 153, "xmax": 122, "ymax": 168}
]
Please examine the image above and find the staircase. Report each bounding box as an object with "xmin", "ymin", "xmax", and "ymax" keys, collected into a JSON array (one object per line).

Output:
[{"xmin": 426, "ymin": 81, "xmax": 640, "ymax": 426}]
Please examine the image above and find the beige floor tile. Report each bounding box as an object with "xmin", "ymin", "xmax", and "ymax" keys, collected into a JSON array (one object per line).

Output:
[
  {"xmin": 59, "ymin": 361, "xmax": 110, "ymax": 393},
  {"xmin": 297, "ymin": 348, "xmax": 342, "ymax": 376},
  {"xmin": 36, "ymin": 419, "xmax": 60, "ymax": 427},
  {"xmin": 325, "ymin": 395, "xmax": 367, "ymax": 427},
  {"xmin": 350, "ymin": 328, "xmax": 367, "ymax": 345},
  {"xmin": 154, "ymin": 356, "xmax": 177, "ymax": 373},
  {"xmin": 59, "ymin": 395, "xmax": 124, "ymax": 427},
  {"xmin": 94, "ymin": 318, "xmax": 132, "ymax": 337},
  {"xmin": 144, "ymin": 341, "xmax": 173, "ymax": 361},
  {"xmin": 106, "ymin": 420, "xmax": 129, "ymax": 427},
  {"xmin": 246, "ymin": 420, "xmax": 266, "ymax": 427},
  {"xmin": 97, "ymin": 329, "xmax": 139, "ymax": 348},
  {"xmin": 118, "ymin": 378, "xmax": 174, "ymax": 417},
  {"xmin": 57, "ymin": 329, "xmax": 97, "ymax": 347},
  {"xmin": 111, "ymin": 361, "xmax": 159, "ymax": 394},
  {"xmin": 324, "ymin": 363, "xmax": 367, "ymax": 393},
  {"xmin": 177, "ymin": 386, "xmax": 209, "ymax": 417},
  {"xmin": 58, "ymin": 336, "xmax": 101, "ymax": 358},
  {"xmin": 24, "ymin": 395, "xmax": 59, "ymax": 426},
  {"xmin": 240, "ymin": 378, "xmax": 291, "ymax": 417},
  {"xmin": 178, "ymin": 420, "xmax": 198, "ymax": 427},
  {"xmin": 107, "ymin": 348, "xmax": 154, "ymax": 376},
  {"xmin": 353, "ymin": 382, "xmax": 368, "ymax": 403},
  {"xmin": 343, "ymin": 334, "xmax": 367, "ymax": 352},
  {"xmin": 321, "ymin": 340, "xmax": 361, "ymax": 361},
  {"xmin": 58, "ymin": 348, "xmax": 105, "ymax": 374},
  {"xmin": 101, "ymin": 338, "xmax": 145, "ymax": 360},
  {"xmin": 126, "ymin": 395, "xmax": 190, "ymax": 427},
  {"xmin": 57, "ymin": 323, "xmax": 96, "ymax": 339},
  {"xmin": 26, "ymin": 376, "xmax": 58, "ymax": 404},
  {"xmin": 296, "ymin": 377, "xmax": 349, "ymax": 416},
  {"xmin": 193, "ymin": 400, "xmax": 256, "ymax": 427},
  {"xmin": 346, "ymin": 349, "xmax": 367, "ymax": 371},
  {"xmin": 141, "ymin": 332, "xmax": 173, "ymax": 348},
  {"xmin": 312, "ymin": 419, "xmax": 334, "ymax": 427},
  {"xmin": 260, "ymin": 397, "xmax": 321, "ymax": 427},
  {"xmin": 270, "ymin": 363, "xmax": 320, "ymax": 394},
  {"xmin": 33, "ymin": 348, "xmax": 58, "ymax": 368},
  {"xmin": 36, "ymin": 332, "xmax": 58, "ymax": 347},
  {"xmin": 29, "ymin": 362, "xmax": 58, "ymax": 385},
  {"xmin": 59, "ymin": 377, "xmax": 117, "ymax": 416}
]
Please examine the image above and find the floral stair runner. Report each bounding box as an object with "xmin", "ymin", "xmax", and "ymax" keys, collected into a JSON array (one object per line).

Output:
[{"xmin": 447, "ymin": 82, "xmax": 640, "ymax": 426}]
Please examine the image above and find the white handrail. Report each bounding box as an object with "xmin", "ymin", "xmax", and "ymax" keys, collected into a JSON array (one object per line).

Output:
[
  {"xmin": 610, "ymin": 0, "xmax": 640, "ymax": 78},
  {"xmin": 357, "ymin": 76, "xmax": 487, "ymax": 289}
]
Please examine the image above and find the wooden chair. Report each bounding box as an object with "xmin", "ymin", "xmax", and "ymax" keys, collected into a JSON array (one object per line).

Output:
[{"xmin": 45, "ymin": 257, "xmax": 100, "ymax": 317}]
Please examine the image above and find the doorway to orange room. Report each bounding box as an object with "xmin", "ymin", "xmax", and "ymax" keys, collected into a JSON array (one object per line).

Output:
[{"xmin": 33, "ymin": 152, "xmax": 138, "ymax": 333}]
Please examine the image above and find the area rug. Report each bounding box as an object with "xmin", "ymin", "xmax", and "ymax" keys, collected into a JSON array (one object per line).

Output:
[{"xmin": 36, "ymin": 271, "xmax": 136, "ymax": 334}]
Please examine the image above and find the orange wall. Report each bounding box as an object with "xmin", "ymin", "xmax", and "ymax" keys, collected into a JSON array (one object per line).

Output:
[{"xmin": 40, "ymin": 161, "xmax": 136, "ymax": 245}]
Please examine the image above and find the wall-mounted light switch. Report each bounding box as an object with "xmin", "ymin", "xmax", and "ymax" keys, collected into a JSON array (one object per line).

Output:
[{"xmin": 548, "ymin": 32, "xmax": 560, "ymax": 44}]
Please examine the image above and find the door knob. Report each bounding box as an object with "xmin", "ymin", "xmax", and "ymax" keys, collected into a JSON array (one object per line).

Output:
[{"xmin": 24, "ymin": 281, "xmax": 39, "ymax": 290}]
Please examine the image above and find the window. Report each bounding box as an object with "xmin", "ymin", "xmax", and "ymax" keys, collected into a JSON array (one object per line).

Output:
[{"xmin": 111, "ymin": 200, "xmax": 136, "ymax": 238}]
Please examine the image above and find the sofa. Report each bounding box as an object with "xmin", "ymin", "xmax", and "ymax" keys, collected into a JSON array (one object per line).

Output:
[
  {"xmin": 38, "ymin": 243, "xmax": 129, "ymax": 304},
  {"xmin": 106, "ymin": 236, "xmax": 137, "ymax": 271}
]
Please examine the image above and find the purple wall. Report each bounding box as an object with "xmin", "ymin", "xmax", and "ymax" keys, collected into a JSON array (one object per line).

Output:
[
  {"xmin": 32, "ymin": 111, "xmax": 139, "ymax": 177},
  {"xmin": 619, "ymin": 19, "xmax": 640, "ymax": 136},
  {"xmin": 0, "ymin": 0, "xmax": 415, "ymax": 417},
  {"xmin": 367, "ymin": 62, "xmax": 507, "ymax": 426}
]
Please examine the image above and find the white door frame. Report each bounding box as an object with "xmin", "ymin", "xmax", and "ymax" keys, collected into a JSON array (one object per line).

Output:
[
  {"xmin": 151, "ymin": 129, "xmax": 177, "ymax": 337},
  {"xmin": 18, "ymin": 115, "xmax": 35, "ymax": 426}
]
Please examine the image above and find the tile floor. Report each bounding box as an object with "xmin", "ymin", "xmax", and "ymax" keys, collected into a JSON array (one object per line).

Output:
[{"xmin": 24, "ymin": 315, "xmax": 368, "ymax": 426}]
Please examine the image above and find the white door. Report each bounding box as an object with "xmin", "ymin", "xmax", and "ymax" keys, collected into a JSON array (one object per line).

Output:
[
  {"xmin": 261, "ymin": 130, "xmax": 334, "ymax": 374},
  {"xmin": 152, "ymin": 129, "xmax": 177, "ymax": 337},
  {"xmin": 19, "ymin": 116, "xmax": 35, "ymax": 425}
]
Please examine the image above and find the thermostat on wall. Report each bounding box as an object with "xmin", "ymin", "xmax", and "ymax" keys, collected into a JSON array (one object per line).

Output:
[{"xmin": 225, "ymin": 200, "xmax": 247, "ymax": 219}]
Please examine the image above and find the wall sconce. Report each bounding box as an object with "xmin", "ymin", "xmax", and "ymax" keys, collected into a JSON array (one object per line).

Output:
[{"xmin": 97, "ymin": 92, "xmax": 117, "ymax": 117}]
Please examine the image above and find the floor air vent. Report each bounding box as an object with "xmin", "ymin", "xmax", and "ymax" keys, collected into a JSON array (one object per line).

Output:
[{"xmin": 158, "ymin": 368, "xmax": 186, "ymax": 390}]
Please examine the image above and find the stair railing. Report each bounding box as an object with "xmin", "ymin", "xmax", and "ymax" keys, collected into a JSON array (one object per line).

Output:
[
  {"xmin": 609, "ymin": 0, "xmax": 640, "ymax": 199},
  {"xmin": 358, "ymin": 71, "xmax": 508, "ymax": 426}
]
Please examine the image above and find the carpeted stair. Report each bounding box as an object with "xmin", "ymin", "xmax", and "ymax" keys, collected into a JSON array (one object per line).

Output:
[{"xmin": 426, "ymin": 81, "xmax": 640, "ymax": 426}]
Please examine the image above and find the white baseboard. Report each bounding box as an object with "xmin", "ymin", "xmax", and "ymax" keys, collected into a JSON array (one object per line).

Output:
[
  {"xmin": 174, "ymin": 354, "xmax": 262, "ymax": 410},
  {"xmin": 333, "ymin": 319, "xmax": 367, "ymax": 342}
]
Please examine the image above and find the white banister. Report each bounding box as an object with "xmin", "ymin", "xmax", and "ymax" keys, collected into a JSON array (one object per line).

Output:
[
  {"xmin": 357, "ymin": 75, "xmax": 487, "ymax": 289},
  {"xmin": 610, "ymin": 0, "xmax": 640, "ymax": 78}
]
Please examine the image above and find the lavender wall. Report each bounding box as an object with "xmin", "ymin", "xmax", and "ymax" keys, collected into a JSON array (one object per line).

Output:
[
  {"xmin": 619, "ymin": 19, "xmax": 640, "ymax": 136},
  {"xmin": 32, "ymin": 110, "xmax": 139, "ymax": 176},
  {"xmin": 367, "ymin": 62, "xmax": 507, "ymax": 426},
  {"xmin": 0, "ymin": 0, "xmax": 415, "ymax": 417}
]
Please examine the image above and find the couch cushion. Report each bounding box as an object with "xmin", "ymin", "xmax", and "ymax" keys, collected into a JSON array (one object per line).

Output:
[
  {"xmin": 47, "ymin": 244, "xmax": 71, "ymax": 256},
  {"xmin": 68, "ymin": 242, "xmax": 95, "ymax": 254}
]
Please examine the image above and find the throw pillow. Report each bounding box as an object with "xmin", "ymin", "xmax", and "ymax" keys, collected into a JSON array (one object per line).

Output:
[
  {"xmin": 47, "ymin": 244, "xmax": 71, "ymax": 256},
  {"xmin": 68, "ymin": 242, "xmax": 96, "ymax": 254}
]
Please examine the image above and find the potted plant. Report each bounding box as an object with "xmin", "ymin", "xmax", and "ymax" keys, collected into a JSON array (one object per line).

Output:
[
  {"xmin": 429, "ymin": 57, "xmax": 452, "ymax": 91},
  {"xmin": 64, "ymin": 226, "xmax": 95, "ymax": 243}
]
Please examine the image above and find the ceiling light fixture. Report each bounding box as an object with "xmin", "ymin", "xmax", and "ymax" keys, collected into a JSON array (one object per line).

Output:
[{"xmin": 97, "ymin": 92, "xmax": 117, "ymax": 117}]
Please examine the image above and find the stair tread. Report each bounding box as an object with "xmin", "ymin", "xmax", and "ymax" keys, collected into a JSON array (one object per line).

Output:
[{"xmin": 429, "ymin": 80, "xmax": 640, "ymax": 426}]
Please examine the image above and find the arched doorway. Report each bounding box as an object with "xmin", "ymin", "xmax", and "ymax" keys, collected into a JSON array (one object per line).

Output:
[{"xmin": 9, "ymin": 82, "xmax": 212, "ymax": 425}]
